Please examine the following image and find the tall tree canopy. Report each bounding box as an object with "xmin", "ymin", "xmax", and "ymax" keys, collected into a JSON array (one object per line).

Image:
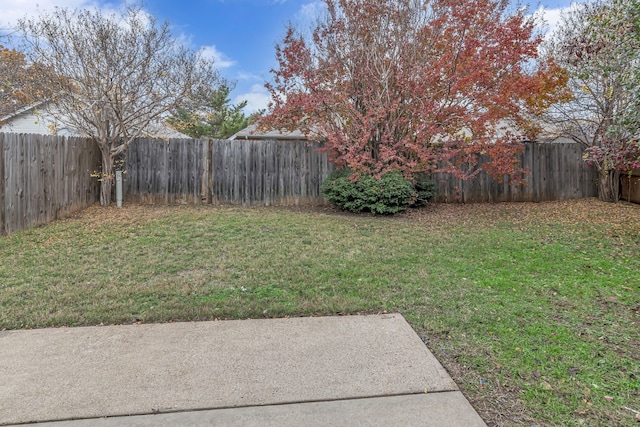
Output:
[
  {"xmin": 261, "ymin": 0, "xmax": 567, "ymax": 181},
  {"xmin": 543, "ymin": 0, "xmax": 640, "ymax": 201},
  {"xmin": 167, "ymin": 84, "xmax": 250, "ymax": 139},
  {"xmin": 17, "ymin": 4, "xmax": 220, "ymax": 206}
]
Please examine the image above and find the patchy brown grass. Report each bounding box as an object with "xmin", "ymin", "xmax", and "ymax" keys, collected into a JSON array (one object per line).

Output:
[{"xmin": 1, "ymin": 198, "xmax": 639, "ymax": 426}]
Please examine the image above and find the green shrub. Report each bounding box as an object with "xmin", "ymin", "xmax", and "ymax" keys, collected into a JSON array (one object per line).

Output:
[
  {"xmin": 321, "ymin": 169, "xmax": 417, "ymax": 214},
  {"xmin": 412, "ymin": 173, "xmax": 437, "ymax": 207}
]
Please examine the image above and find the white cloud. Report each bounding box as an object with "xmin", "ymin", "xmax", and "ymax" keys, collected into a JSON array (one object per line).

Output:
[
  {"xmin": 0, "ymin": 1, "xmax": 158, "ymax": 42},
  {"xmin": 234, "ymin": 84, "xmax": 271, "ymax": 114},
  {"xmin": 175, "ymin": 32, "xmax": 194, "ymax": 47},
  {"xmin": 532, "ymin": 4, "xmax": 581, "ymax": 41},
  {"xmin": 295, "ymin": 1, "xmax": 325, "ymax": 25},
  {"xmin": 174, "ymin": 33, "xmax": 235, "ymax": 69},
  {"xmin": 0, "ymin": 0, "xmax": 105, "ymax": 30},
  {"xmin": 537, "ymin": 7, "xmax": 564, "ymax": 32},
  {"xmin": 237, "ymin": 72, "xmax": 262, "ymax": 81},
  {"xmin": 200, "ymin": 45, "xmax": 236, "ymax": 68}
]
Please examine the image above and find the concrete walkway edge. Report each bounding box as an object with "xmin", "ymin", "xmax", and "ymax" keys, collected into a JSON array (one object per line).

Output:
[{"xmin": 0, "ymin": 314, "xmax": 486, "ymax": 426}]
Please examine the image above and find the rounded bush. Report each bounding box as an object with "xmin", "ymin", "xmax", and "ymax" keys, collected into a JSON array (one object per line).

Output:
[{"xmin": 321, "ymin": 169, "xmax": 417, "ymax": 214}]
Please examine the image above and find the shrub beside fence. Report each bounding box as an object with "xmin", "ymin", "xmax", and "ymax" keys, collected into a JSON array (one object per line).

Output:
[{"xmin": 0, "ymin": 133, "xmax": 100, "ymax": 236}]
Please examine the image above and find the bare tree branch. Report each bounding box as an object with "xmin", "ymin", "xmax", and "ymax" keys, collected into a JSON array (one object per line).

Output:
[{"xmin": 17, "ymin": 4, "xmax": 220, "ymax": 205}]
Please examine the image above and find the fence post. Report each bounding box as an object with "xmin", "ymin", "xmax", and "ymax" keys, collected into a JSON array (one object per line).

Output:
[
  {"xmin": 207, "ymin": 138, "xmax": 213, "ymax": 204},
  {"xmin": 201, "ymin": 139, "xmax": 212, "ymax": 203},
  {"xmin": 0, "ymin": 133, "xmax": 5, "ymax": 236}
]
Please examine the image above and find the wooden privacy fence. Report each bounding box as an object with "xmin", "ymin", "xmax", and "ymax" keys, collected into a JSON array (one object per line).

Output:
[
  {"xmin": 124, "ymin": 137, "xmax": 204, "ymax": 205},
  {"xmin": 621, "ymin": 169, "xmax": 640, "ymax": 204},
  {"xmin": 124, "ymin": 138, "xmax": 336, "ymax": 206},
  {"xmin": 434, "ymin": 142, "xmax": 598, "ymax": 203},
  {"xmin": 0, "ymin": 133, "xmax": 100, "ymax": 236},
  {"xmin": 1, "ymin": 134, "xmax": 601, "ymax": 236},
  {"xmin": 124, "ymin": 138, "xmax": 598, "ymax": 205}
]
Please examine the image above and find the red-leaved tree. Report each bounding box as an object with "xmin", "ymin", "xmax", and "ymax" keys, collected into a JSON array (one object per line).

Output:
[{"xmin": 261, "ymin": 0, "xmax": 568, "ymax": 181}]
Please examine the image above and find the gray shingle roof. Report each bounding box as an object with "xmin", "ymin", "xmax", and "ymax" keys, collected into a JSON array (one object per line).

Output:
[{"xmin": 229, "ymin": 123, "xmax": 308, "ymax": 141}]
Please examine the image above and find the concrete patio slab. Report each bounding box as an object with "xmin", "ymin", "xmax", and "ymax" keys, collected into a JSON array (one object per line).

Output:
[
  {"xmin": 0, "ymin": 313, "xmax": 484, "ymax": 426},
  {"xmin": 28, "ymin": 392, "xmax": 486, "ymax": 427}
]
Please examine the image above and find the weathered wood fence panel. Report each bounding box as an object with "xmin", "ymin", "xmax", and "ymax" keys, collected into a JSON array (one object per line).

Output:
[
  {"xmin": 621, "ymin": 169, "xmax": 640, "ymax": 204},
  {"xmin": 208, "ymin": 139, "xmax": 334, "ymax": 206},
  {"xmin": 433, "ymin": 142, "xmax": 598, "ymax": 203},
  {"xmin": 0, "ymin": 134, "xmax": 4, "ymax": 236},
  {"xmin": 124, "ymin": 138, "xmax": 335, "ymax": 206},
  {"xmin": 0, "ymin": 133, "xmax": 100, "ymax": 236},
  {"xmin": 1, "ymin": 134, "xmax": 602, "ymax": 237},
  {"xmin": 124, "ymin": 139, "xmax": 596, "ymax": 205},
  {"xmin": 124, "ymin": 137, "xmax": 204, "ymax": 204}
]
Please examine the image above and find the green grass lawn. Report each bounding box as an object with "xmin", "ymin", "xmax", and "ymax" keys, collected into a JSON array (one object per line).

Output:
[{"xmin": 1, "ymin": 199, "xmax": 638, "ymax": 426}]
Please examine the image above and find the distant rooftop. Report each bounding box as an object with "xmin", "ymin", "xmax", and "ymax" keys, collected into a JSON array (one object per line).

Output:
[
  {"xmin": 227, "ymin": 121, "xmax": 577, "ymax": 144},
  {"xmin": 229, "ymin": 123, "xmax": 308, "ymax": 141},
  {"xmin": 0, "ymin": 99, "xmax": 190, "ymax": 139}
]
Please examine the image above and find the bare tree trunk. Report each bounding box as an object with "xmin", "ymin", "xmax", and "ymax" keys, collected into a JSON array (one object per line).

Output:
[
  {"xmin": 100, "ymin": 149, "xmax": 113, "ymax": 206},
  {"xmin": 596, "ymin": 170, "xmax": 620, "ymax": 202}
]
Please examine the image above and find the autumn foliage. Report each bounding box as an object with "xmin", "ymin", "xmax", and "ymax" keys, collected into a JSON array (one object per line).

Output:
[
  {"xmin": 262, "ymin": 0, "xmax": 567, "ymax": 182},
  {"xmin": 544, "ymin": 0, "xmax": 640, "ymax": 201},
  {"xmin": 0, "ymin": 45, "xmax": 54, "ymax": 121}
]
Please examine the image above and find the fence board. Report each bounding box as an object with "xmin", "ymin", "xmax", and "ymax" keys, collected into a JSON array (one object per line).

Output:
[
  {"xmin": 431, "ymin": 142, "xmax": 597, "ymax": 203},
  {"xmin": 1, "ymin": 134, "xmax": 603, "ymax": 237},
  {"xmin": 621, "ymin": 170, "xmax": 640, "ymax": 203},
  {"xmin": 124, "ymin": 138, "xmax": 202, "ymax": 205},
  {"xmin": 0, "ymin": 134, "xmax": 4, "ymax": 236},
  {"xmin": 0, "ymin": 133, "xmax": 100, "ymax": 236},
  {"xmin": 123, "ymin": 138, "xmax": 336, "ymax": 206}
]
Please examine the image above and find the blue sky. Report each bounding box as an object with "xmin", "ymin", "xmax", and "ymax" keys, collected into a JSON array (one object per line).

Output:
[
  {"xmin": 143, "ymin": 0, "xmax": 324, "ymax": 112},
  {"xmin": 1, "ymin": 0, "xmax": 578, "ymax": 113}
]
